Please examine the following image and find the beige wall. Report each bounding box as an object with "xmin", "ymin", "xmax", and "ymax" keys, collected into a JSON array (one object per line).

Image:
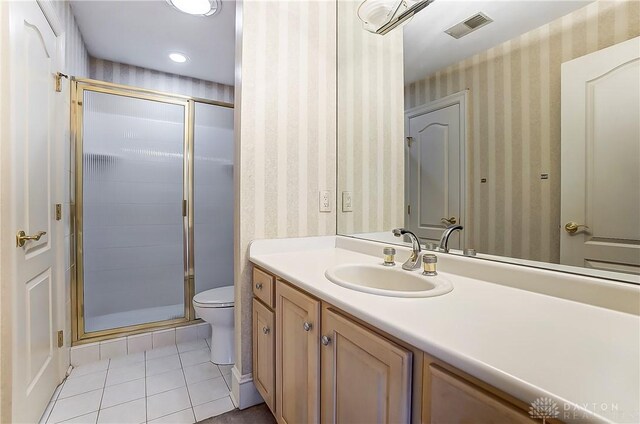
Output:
[
  {"xmin": 405, "ymin": 0, "xmax": 640, "ymax": 263},
  {"xmin": 89, "ymin": 58, "xmax": 235, "ymax": 103},
  {"xmin": 234, "ymin": 0, "xmax": 337, "ymax": 375},
  {"xmin": 336, "ymin": 0, "xmax": 405, "ymax": 236}
]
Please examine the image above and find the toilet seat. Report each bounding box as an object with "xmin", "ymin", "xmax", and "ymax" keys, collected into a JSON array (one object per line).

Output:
[{"xmin": 193, "ymin": 286, "xmax": 234, "ymax": 308}]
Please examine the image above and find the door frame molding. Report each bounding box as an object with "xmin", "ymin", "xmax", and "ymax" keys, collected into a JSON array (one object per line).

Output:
[{"xmin": 404, "ymin": 90, "xmax": 469, "ymax": 248}]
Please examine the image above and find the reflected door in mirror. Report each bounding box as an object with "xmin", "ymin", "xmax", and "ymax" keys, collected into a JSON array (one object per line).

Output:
[
  {"xmin": 561, "ymin": 36, "xmax": 640, "ymax": 274},
  {"xmin": 407, "ymin": 96, "xmax": 465, "ymax": 249}
]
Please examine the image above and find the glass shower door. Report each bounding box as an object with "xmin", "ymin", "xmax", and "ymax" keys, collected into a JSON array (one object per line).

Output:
[{"xmin": 80, "ymin": 89, "xmax": 188, "ymax": 334}]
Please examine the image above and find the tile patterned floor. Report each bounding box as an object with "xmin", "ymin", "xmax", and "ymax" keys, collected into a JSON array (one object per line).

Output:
[{"xmin": 41, "ymin": 339, "xmax": 235, "ymax": 424}]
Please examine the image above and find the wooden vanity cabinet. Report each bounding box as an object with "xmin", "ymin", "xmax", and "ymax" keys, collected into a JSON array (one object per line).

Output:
[
  {"xmin": 275, "ymin": 280, "xmax": 321, "ymax": 424},
  {"xmin": 321, "ymin": 306, "xmax": 412, "ymax": 424},
  {"xmin": 251, "ymin": 265, "xmax": 558, "ymax": 424},
  {"xmin": 252, "ymin": 299, "xmax": 275, "ymax": 414}
]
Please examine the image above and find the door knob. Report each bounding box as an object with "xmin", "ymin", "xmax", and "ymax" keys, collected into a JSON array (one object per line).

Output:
[
  {"xmin": 564, "ymin": 222, "xmax": 590, "ymax": 234},
  {"xmin": 441, "ymin": 217, "xmax": 457, "ymax": 225},
  {"xmin": 262, "ymin": 326, "xmax": 270, "ymax": 335},
  {"xmin": 16, "ymin": 230, "xmax": 46, "ymax": 247},
  {"xmin": 321, "ymin": 335, "xmax": 331, "ymax": 346},
  {"xmin": 255, "ymin": 283, "xmax": 263, "ymax": 290},
  {"xmin": 303, "ymin": 322, "xmax": 312, "ymax": 332}
]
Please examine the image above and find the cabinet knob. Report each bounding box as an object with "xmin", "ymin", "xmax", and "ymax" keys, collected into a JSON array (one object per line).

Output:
[
  {"xmin": 321, "ymin": 335, "xmax": 331, "ymax": 346},
  {"xmin": 262, "ymin": 326, "xmax": 270, "ymax": 335},
  {"xmin": 303, "ymin": 322, "xmax": 312, "ymax": 332},
  {"xmin": 255, "ymin": 283, "xmax": 263, "ymax": 290}
]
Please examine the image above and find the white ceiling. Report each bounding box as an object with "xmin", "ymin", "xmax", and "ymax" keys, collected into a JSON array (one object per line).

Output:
[
  {"xmin": 70, "ymin": 0, "xmax": 236, "ymax": 86},
  {"xmin": 403, "ymin": 0, "xmax": 593, "ymax": 84}
]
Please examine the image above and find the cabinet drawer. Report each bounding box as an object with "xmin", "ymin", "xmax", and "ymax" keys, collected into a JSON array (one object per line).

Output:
[
  {"xmin": 253, "ymin": 267, "xmax": 275, "ymax": 308},
  {"xmin": 425, "ymin": 364, "xmax": 535, "ymax": 424},
  {"xmin": 252, "ymin": 298, "xmax": 276, "ymax": 415}
]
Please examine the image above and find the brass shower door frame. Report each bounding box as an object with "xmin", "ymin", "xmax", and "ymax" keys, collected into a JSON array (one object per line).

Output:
[{"xmin": 71, "ymin": 78, "xmax": 233, "ymax": 345}]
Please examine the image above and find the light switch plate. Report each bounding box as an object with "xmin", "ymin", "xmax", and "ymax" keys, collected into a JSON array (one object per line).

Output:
[
  {"xmin": 319, "ymin": 190, "xmax": 331, "ymax": 212},
  {"xmin": 342, "ymin": 191, "xmax": 353, "ymax": 212}
]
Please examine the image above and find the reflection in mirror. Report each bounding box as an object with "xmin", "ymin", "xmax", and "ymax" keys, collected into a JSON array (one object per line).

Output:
[{"xmin": 337, "ymin": 0, "xmax": 640, "ymax": 283}]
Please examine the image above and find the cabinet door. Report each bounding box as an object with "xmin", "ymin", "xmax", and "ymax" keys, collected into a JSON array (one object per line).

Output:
[
  {"xmin": 276, "ymin": 280, "xmax": 321, "ymax": 424},
  {"xmin": 321, "ymin": 308, "xmax": 412, "ymax": 424},
  {"xmin": 252, "ymin": 299, "xmax": 275, "ymax": 414},
  {"xmin": 425, "ymin": 364, "xmax": 535, "ymax": 424}
]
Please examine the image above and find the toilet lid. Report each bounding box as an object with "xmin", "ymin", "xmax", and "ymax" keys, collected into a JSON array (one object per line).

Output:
[{"xmin": 193, "ymin": 286, "xmax": 234, "ymax": 308}]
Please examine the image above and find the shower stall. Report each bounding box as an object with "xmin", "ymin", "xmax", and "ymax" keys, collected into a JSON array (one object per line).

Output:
[{"xmin": 71, "ymin": 79, "xmax": 234, "ymax": 343}]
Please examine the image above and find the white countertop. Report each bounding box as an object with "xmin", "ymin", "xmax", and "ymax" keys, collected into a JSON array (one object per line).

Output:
[{"xmin": 249, "ymin": 236, "xmax": 640, "ymax": 424}]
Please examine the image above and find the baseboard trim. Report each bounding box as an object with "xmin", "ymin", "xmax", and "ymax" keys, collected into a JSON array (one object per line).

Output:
[{"xmin": 230, "ymin": 366, "xmax": 264, "ymax": 410}]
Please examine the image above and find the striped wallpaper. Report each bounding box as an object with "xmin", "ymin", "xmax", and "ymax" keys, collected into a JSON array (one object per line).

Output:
[
  {"xmin": 89, "ymin": 58, "xmax": 234, "ymax": 104},
  {"xmin": 53, "ymin": 0, "xmax": 90, "ymax": 78},
  {"xmin": 235, "ymin": 0, "xmax": 336, "ymax": 375},
  {"xmin": 404, "ymin": 0, "xmax": 640, "ymax": 263},
  {"xmin": 336, "ymin": 0, "xmax": 405, "ymax": 236}
]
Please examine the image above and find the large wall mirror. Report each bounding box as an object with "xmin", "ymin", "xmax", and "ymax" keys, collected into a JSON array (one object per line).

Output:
[{"xmin": 336, "ymin": 0, "xmax": 640, "ymax": 284}]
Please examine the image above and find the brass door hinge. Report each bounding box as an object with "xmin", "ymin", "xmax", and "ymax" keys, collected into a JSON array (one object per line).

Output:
[
  {"xmin": 57, "ymin": 330, "xmax": 64, "ymax": 348},
  {"xmin": 55, "ymin": 204, "xmax": 62, "ymax": 221},
  {"xmin": 182, "ymin": 200, "xmax": 187, "ymax": 217},
  {"xmin": 55, "ymin": 72, "xmax": 69, "ymax": 92},
  {"xmin": 407, "ymin": 205, "xmax": 411, "ymax": 215},
  {"xmin": 406, "ymin": 136, "xmax": 413, "ymax": 147}
]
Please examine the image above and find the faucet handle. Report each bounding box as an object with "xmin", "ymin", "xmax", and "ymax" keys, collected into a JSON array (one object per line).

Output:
[
  {"xmin": 422, "ymin": 254, "xmax": 437, "ymax": 276},
  {"xmin": 383, "ymin": 247, "xmax": 396, "ymax": 267}
]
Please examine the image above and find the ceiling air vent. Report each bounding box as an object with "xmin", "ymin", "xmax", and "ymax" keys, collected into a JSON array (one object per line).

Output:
[{"xmin": 445, "ymin": 12, "xmax": 493, "ymax": 39}]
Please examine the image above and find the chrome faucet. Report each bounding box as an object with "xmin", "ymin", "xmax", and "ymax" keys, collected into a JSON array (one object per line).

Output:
[
  {"xmin": 392, "ymin": 228, "xmax": 422, "ymax": 270},
  {"xmin": 438, "ymin": 225, "xmax": 463, "ymax": 253}
]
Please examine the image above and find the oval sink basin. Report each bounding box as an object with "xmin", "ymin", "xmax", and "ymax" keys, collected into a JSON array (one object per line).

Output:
[{"xmin": 324, "ymin": 264, "xmax": 453, "ymax": 298}]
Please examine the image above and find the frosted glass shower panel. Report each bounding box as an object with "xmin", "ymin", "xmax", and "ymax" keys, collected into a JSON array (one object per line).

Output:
[
  {"xmin": 82, "ymin": 91, "xmax": 186, "ymax": 333},
  {"xmin": 194, "ymin": 102, "xmax": 234, "ymax": 294}
]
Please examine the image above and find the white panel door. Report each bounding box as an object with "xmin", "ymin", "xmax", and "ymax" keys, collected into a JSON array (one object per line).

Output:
[
  {"xmin": 8, "ymin": 2, "xmax": 63, "ymax": 422},
  {"xmin": 561, "ymin": 36, "xmax": 640, "ymax": 275},
  {"xmin": 406, "ymin": 95, "xmax": 465, "ymax": 249}
]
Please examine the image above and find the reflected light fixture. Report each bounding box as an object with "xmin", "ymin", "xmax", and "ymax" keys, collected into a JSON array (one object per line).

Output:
[
  {"xmin": 166, "ymin": 0, "xmax": 220, "ymax": 16},
  {"xmin": 169, "ymin": 52, "xmax": 188, "ymax": 63},
  {"xmin": 357, "ymin": 0, "xmax": 434, "ymax": 35}
]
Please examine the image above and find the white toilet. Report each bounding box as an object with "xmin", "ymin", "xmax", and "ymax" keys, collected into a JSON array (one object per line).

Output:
[{"xmin": 193, "ymin": 285, "xmax": 235, "ymax": 365}]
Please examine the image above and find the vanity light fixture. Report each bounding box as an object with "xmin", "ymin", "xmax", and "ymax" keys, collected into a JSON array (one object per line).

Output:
[
  {"xmin": 357, "ymin": 0, "xmax": 434, "ymax": 35},
  {"xmin": 169, "ymin": 52, "xmax": 188, "ymax": 63},
  {"xmin": 166, "ymin": 0, "xmax": 220, "ymax": 16}
]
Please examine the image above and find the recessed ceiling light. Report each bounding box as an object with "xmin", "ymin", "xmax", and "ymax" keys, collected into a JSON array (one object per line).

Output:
[
  {"xmin": 169, "ymin": 52, "xmax": 188, "ymax": 63},
  {"xmin": 166, "ymin": 0, "xmax": 220, "ymax": 16}
]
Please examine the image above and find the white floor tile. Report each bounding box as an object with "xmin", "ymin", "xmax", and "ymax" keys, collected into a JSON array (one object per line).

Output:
[
  {"xmin": 59, "ymin": 371, "xmax": 107, "ymax": 399},
  {"xmin": 127, "ymin": 333, "xmax": 152, "ymax": 354},
  {"xmin": 58, "ymin": 411, "xmax": 98, "ymax": 424},
  {"xmin": 179, "ymin": 348, "xmax": 210, "ymax": 367},
  {"xmin": 101, "ymin": 378, "xmax": 145, "ymax": 409},
  {"xmin": 193, "ymin": 396, "xmax": 235, "ymax": 422},
  {"xmin": 97, "ymin": 398, "xmax": 146, "ymax": 424},
  {"xmin": 105, "ymin": 362, "xmax": 145, "ymax": 387},
  {"xmin": 222, "ymin": 372, "xmax": 232, "ymax": 390},
  {"xmin": 183, "ymin": 362, "xmax": 221, "ymax": 385},
  {"xmin": 99, "ymin": 338, "xmax": 127, "ymax": 360},
  {"xmin": 175, "ymin": 326, "xmax": 198, "ymax": 344},
  {"xmin": 146, "ymin": 354, "xmax": 182, "ymax": 376},
  {"xmin": 196, "ymin": 323, "xmax": 211, "ymax": 340},
  {"xmin": 47, "ymin": 389, "xmax": 102, "ymax": 423},
  {"xmin": 187, "ymin": 376, "xmax": 229, "ymax": 407},
  {"xmin": 68, "ymin": 360, "xmax": 109, "ymax": 379},
  {"xmin": 146, "ymin": 369, "xmax": 186, "ymax": 396},
  {"xmin": 176, "ymin": 339, "xmax": 208, "ymax": 354},
  {"xmin": 148, "ymin": 408, "xmax": 195, "ymax": 424},
  {"xmin": 145, "ymin": 344, "xmax": 178, "ymax": 360},
  {"xmin": 108, "ymin": 352, "xmax": 145, "ymax": 369},
  {"xmin": 146, "ymin": 387, "xmax": 192, "ymax": 421},
  {"xmin": 218, "ymin": 364, "xmax": 233, "ymax": 376},
  {"xmin": 70, "ymin": 344, "xmax": 100, "ymax": 367},
  {"xmin": 152, "ymin": 329, "xmax": 176, "ymax": 349}
]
